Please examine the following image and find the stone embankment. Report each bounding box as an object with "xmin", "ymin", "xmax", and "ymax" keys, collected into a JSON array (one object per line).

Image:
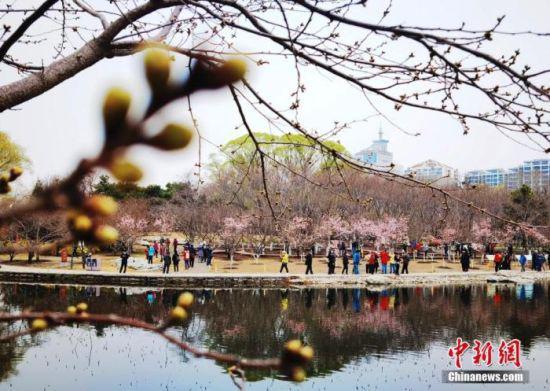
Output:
[{"xmin": 0, "ymin": 266, "xmax": 549, "ymax": 289}]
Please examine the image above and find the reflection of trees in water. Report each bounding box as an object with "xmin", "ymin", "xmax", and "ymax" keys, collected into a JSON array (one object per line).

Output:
[
  {"xmin": 0, "ymin": 283, "xmax": 549, "ymax": 381},
  {"xmin": 0, "ymin": 332, "xmax": 37, "ymax": 382}
]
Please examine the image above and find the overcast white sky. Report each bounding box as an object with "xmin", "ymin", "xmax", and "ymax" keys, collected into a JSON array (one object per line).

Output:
[{"xmin": 1, "ymin": 0, "xmax": 549, "ymax": 191}]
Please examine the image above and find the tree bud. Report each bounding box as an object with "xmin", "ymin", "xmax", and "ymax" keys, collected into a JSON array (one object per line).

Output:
[
  {"xmin": 85, "ymin": 195, "xmax": 118, "ymax": 216},
  {"xmin": 110, "ymin": 159, "xmax": 143, "ymax": 182},
  {"xmin": 72, "ymin": 214, "xmax": 93, "ymax": 234},
  {"xmin": 103, "ymin": 87, "xmax": 131, "ymax": 136},
  {"xmin": 191, "ymin": 58, "xmax": 247, "ymax": 90},
  {"xmin": 94, "ymin": 225, "xmax": 119, "ymax": 244},
  {"xmin": 148, "ymin": 124, "xmax": 193, "ymax": 151},
  {"xmin": 144, "ymin": 49, "xmax": 171, "ymax": 91},
  {"xmin": 9, "ymin": 166, "xmax": 23, "ymax": 181},
  {"xmin": 284, "ymin": 340, "xmax": 302, "ymax": 354},
  {"xmin": 299, "ymin": 346, "xmax": 314, "ymax": 362},
  {"xmin": 215, "ymin": 58, "xmax": 247, "ymax": 85}
]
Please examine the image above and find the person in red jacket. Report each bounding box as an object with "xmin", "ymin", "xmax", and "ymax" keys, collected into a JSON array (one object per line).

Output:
[
  {"xmin": 367, "ymin": 251, "xmax": 377, "ymax": 274},
  {"xmin": 494, "ymin": 251, "xmax": 503, "ymax": 272},
  {"xmin": 380, "ymin": 249, "xmax": 389, "ymax": 274}
]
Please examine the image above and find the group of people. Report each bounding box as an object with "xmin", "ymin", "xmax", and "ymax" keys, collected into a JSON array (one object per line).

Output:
[
  {"xmin": 281, "ymin": 247, "xmax": 411, "ymax": 275},
  {"xmin": 119, "ymin": 238, "xmax": 214, "ymax": 274},
  {"xmin": 458, "ymin": 245, "xmax": 549, "ymax": 273},
  {"xmin": 494, "ymin": 249, "xmax": 547, "ymax": 273}
]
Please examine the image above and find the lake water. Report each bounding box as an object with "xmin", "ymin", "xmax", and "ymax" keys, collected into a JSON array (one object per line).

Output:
[{"xmin": 0, "ymin": 283, "xmax": 548, "ymax": 390}]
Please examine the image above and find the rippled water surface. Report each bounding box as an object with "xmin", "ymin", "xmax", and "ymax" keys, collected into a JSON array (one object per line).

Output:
[{"xmin": 0, "ymin": 283, "xmax": 549, "ymax": 390}]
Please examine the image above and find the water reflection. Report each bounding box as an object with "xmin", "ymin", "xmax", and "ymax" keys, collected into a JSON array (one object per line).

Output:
[{"xmin": 0, "ymin": 283, "xmax": 549, "ymax": 387}]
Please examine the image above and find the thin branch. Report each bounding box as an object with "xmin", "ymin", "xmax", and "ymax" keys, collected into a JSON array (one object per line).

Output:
[
  {"xmin": 73, "ymin": 0, "xmax": 109, "ymax": 30},
  {"xmin": 0, "ymin": 0, "xmax": 60, "ymax": 62}
]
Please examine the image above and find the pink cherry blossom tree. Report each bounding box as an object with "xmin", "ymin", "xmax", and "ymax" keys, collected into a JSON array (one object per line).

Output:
[
  {"xmin": 439, "ymin": 227, "xmax": 458, "ymax": 243},
  {"xmin": 280, "ymin": 216, "xmax": 314, "ymax": 260},
  {"xmin": 314, "ymin": 215, "xmax": 351, "ymax": 254},
  {"xmin": 222, "ymin": 215, "xmax": 252, "ymax": 261},
  {"xmin": 115, "ymin": 214, "xmax": 149, "ymax": 254},
  {"xmin": 375, "ymin": 216, "xmax": 409, "ymax": 248},
  {"xmin": 350, "ymin": 218, "xmax": 376, "ymax": 247},
  {"xmin": 471, "ymin": 218, "xmax": 494, "ymax": 248}
]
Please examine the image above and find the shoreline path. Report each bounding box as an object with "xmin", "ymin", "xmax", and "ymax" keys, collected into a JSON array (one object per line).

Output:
[{"xmin": 0, "ymin": 265, "xmax": 549, "ymax": 289}]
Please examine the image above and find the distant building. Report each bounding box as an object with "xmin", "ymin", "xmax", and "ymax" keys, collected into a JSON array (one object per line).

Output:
[
  {"xmin": 354, "ymin": 126, "xmax": 393, "ymax": 168},
  {"xmin": 465, "ymin": 159, "xmax": 549, "ymax": 191},
  {"xmin": 508, "ymin": 159, "xmax": 549, "ymax": 191},
  {"xmin": 464, "ymin": 169, "xmax": 506, "ymax": 187},
  {"xmin": 406, "ymin": 159, "xmax": 461, "ymax": 188}
]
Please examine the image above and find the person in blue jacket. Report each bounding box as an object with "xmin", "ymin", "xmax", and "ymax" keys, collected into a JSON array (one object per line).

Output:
[
  {"xmin": 519, "ymin": 252, "xmax": 527, "ymax": 272},
  {"xmin": 352, "ymin": 250, "xmax": 361, "ymax": 275}
]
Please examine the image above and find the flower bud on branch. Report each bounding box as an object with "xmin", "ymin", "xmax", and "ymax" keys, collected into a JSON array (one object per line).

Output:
[
  {"xmin": 148, "ymin": 123, "xmax": 193, "ymax": 151},
  {"xmin": 144, "ymin": 49, "xmax": 172, "ymax": 93},
  {"xmin": 109, "ymin": 158, "xmax": 143, "ymax": 182},
  {"xmin": 103, "ymin": 87, "xmax": 131, "ymax": 137}
]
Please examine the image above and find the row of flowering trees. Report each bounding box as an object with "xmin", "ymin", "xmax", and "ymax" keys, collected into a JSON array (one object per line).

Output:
[
  {"xmin": 108, "ymin": 196, "xmax": 547, "ymax": 259},
  {"xmin": 278, "ymin": 215, "xmax": 410, "ymax": 257},
  {"xmin": 471, "ymin": 218, "xmax": 549, "ymax": 251}
]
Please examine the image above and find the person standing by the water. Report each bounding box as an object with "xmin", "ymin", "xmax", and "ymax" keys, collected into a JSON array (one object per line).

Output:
[
  {"xmin": 162, "ymin": 253, "xmax": 171, "ymax": 274},
  {"xmin": 173, "ymin": 238, "xmax": 178, "ymax": 254},
  {"xmin": 305, "ymin": 250, "xmax": 313, "ymax": 274},
  {"xmin": 519, "ymin": 252, "xmax": 527, "ymax": 272},
  {"xmin": 367, "ymin": 251, "xmax": 376, "ymax": 274},
  {"xmin": 533, "ymin": 251, "xmax": 545, "ymax": 271},
  {"xmin": 388, "ymin": 251, "xmax": 395, "ymax": 274},
  {"xmin": 280, "ymin": 250, "xmax": 289, "ymax": 273},
  {"xmin": 153, "ymin": 240, "xmax": 159, "ymax": 259},
  {"xmin": 159, "ymin": 242, "xmax": 166, "ymax": 259},
  {"xmin": 147, "ymin": 245, "xmax": 155, "ymax": 264},
  {"xmin": 327, "ymin": 249, "xmax": 336, "ymax": 274},
  {"xmin": 206, "ymin": 244, "xmax": 213, "ymax": 267},
  {"xmin": 460, "ymin": 249, "xmax": 470, "ymax": 272},
  {"xmin": 184, "ymin": 247, "xmax": 190, "ymax": 269},
  {"xmin": 172, "ymin": 251, "xmax": 180, "ymax": 272},
  {"xmin": 380, "ymin": 248, "xmax": 389, "ymax": 274},
  {"xmin": 342, "ymin": 252, "xmax": 349, "ymax": 274},
  {"xmin": 401, "ymin": 252, "xmax": 410, "ymax": 274},
  {"xmin": 189, "ymin": 243, "xmax": 196, "ymax": 268},
  {"xmin": 393, "ymin": 252, "xmax": 400, "ymax": 275},
  {"xmin": 353, "ymin": 250, "xmax": 361, "ymax": 275},
  {"xmin": 494, "ymin": 251, "xmax": 503, "ymax": 272},
  {"xmin": 198, "ymin": 243, "xmax": 204, "ymax": 263},
  {"xmin": 119, "ymin": 251, "xmax": 129, "ymax": 274},
  {"xmin": 364, "ymin": 251, "xmax": 371, "ymax": 274}
]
